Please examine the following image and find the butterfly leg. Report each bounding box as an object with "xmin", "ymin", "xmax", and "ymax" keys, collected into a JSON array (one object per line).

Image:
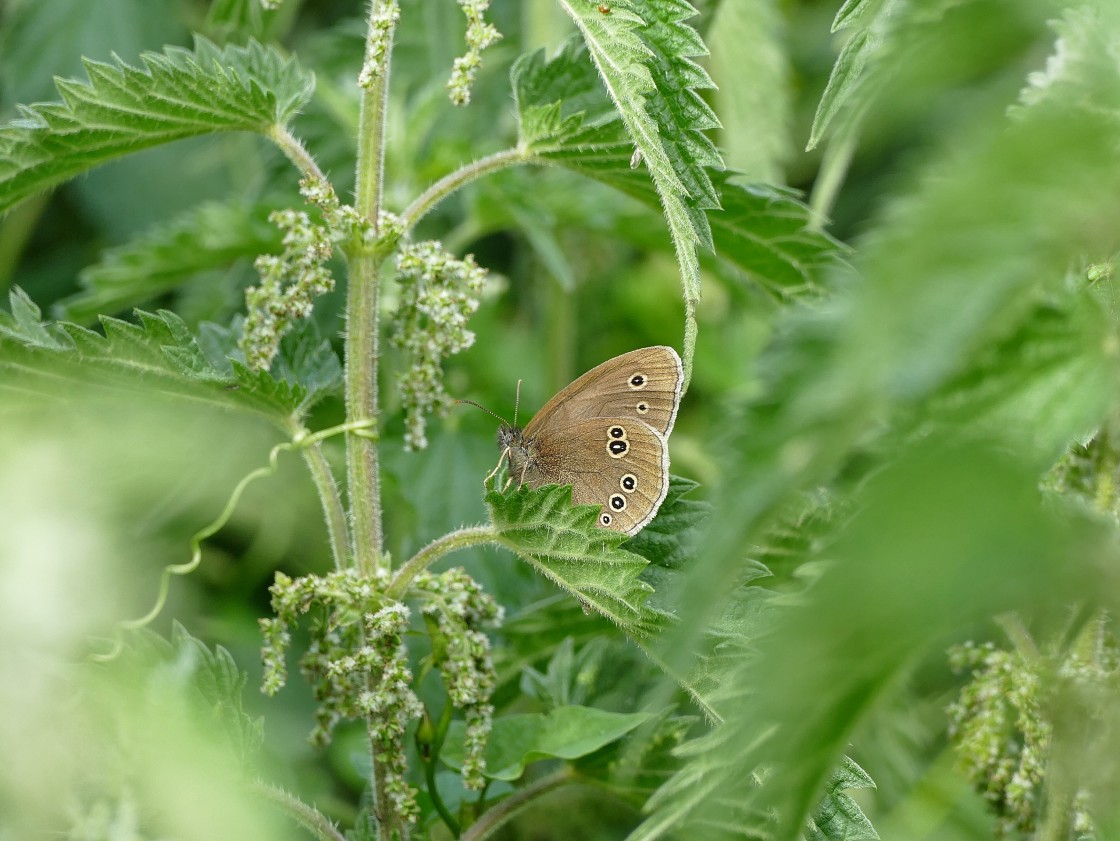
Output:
[{"xmin": 485, "ymin": 446, "xmax": 510, "ymax": 486}]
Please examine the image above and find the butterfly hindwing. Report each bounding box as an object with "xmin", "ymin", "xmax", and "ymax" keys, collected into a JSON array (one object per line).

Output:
[{"xmin": 523, "ymin": 417, "xmax": 669, "ymax": 535}]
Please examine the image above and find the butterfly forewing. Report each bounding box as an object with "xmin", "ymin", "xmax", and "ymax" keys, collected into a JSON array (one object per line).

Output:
[{"xmin": 523, "ymin": 346, "xmax": 682, "ymax": 438}]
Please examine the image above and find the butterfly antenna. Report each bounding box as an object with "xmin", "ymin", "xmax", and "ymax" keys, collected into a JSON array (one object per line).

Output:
[
  {"xmin": 513, "ymin": 379, "xmax": 522, "ymax": 427},
  {"xmin": 455, "ymin": 399, "xmax": 510, "ymax": 426}
]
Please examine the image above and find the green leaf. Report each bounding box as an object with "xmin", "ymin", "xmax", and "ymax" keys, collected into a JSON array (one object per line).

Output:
[
  {"xmin": 167, "ymin": 622, "xmax": 265, "ymax": 764},
  {"xmin": 627, "ymin": 475, "xmax": 709, "ymax": 570},
  {"xmin": 0, "ymin": 289, "xmax": 338, "ymax": 423},
  {"xmin": 635, "ymin": 24, "xmax": 1120, "ymax": 838},
  {"xmin": 636, "ymin": 0, "xmax": 722, "ymax": 204},
  {"xmin": 832, "ymin": 0, "xmax": 888, "ymax": 32},
  {"xmin": 555, "ymin": 0, "xmax": 721, "ymax": 316},
  {"xmin": 195, "ymin": 315, "xmax": 343, "ymax": 412},
  {"xmin": 121, "ymin": 621, "xmax": 264, "ymax": 765},
  {"xmin": 804, "ymin": 756, "xmax": 878, "ymax": 841},
  {"xmin": 0, "ymin": 37, "xmax": 313, "ymax": 215},
  {"xmin": 512, "ymin": 37, "xmax": 617, "ymax": 150},
  {"xmin": 707, "ymin": 178, "xmax": 847, "ymax": 300},
  {"xmin": 911, "ymin": 289, "xmax": 1116, "ymax": 455},
  {"xmin": 807, "ymin": 0, "xmax": 896, "ymax": 150},
  {"xmin": 441, "ymin": 705, "xmax": 652, "ymax": 782},
  {"xmin": 4, "ymin": 287, "xmax": 68, "ymax": 349},
  {"xmin": 1018, "ymin": 5, "xmax": 1120, "ymax": 125},
  {"xmin": 487, "ymin": 483, "xmax": 663, "ymax": 637},
  {"xmin": 55, "ymin": 200, "xmax": 282, "ymax": 323},
  {"xmin": 494, "ymin": 596, "xmax": 616, "ymax": 692},
  {"xmin": 520, "ymin": 637, "xmax": 621, "ymax": 709},
  {"xmin": 513, "ymin": 41, "xmax": 843, "ymax": 301}
]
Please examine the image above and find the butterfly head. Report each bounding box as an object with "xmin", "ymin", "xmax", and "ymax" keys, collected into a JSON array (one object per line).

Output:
[{"xmin": 497, "ymin": 423, "xmax": 523, "ymax": 450}]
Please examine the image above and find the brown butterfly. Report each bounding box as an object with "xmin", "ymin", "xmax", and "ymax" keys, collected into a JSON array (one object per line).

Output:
[{"xmin": 496, "ymin": 346, "xmax": 682, "ymax": 535}]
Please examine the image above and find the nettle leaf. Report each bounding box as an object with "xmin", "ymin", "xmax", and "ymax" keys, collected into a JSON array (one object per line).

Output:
[
  {"xmin": 707, "ymin": 177, "xmax": 847, "ymax": 299},
  {"xmin": 56, "ymin": 200, "xmax": 282, "ymax": 323},
  {"xmin": 513, "ymin": 40, "xmax": 843, "ymax": 301},
  {"xmin": 0, "ymin": 288, "xmax": 338, "ymax": 422},
  {"xmin": 441, "ymin": 706, "xmax": 652, "ymax": 782},
  {"xmin": 167, "ymin": 621, "xmax": 265, "ymax": 764},
  {"xmin": 708, "ymin": 0, "xmax": 790, "ymax": 181},
  {"xmin": 1018, "ymin": 5, "xmax": 1120, "ymax": 125},
  {"xmin": 912, "ymin": 289, "xmax": 1115, "ymax": 454},
  {"xmin": 636, "ymin": 0, "xmax": 722, "ymax": 212},
  {"xmin": 576, "ymin": 710, "xmax": 696, "ymax": 803},
  {"xmin": 487, "ymin": 483, "xmax": 664, "ymax": 637},
  {"xmin": 604, "ymin": 170, "xmax": 846, "ymax": 300},
  {"xmin": 807, "ymin": 0, "xmax": 897, "ymax": 150},
  {"xmin": 628, "ymin": 475, "xmax": 709, "ymax": 570},
  {"xmin": 195, "ymin": 315, "xmax": 343, "ymax": 411},
  {"xmin": 494, "ymin": 596, "xmax": 616, "ymax": 691},
  {"xmin": 513, "ymin": 37, "xmax": 618, "ymax": 150},
  {"xmin": 556, "ymin": 0, "xmax": 721, "ymax": 311},
  {"xmin": 804, "ymin": 756, "xmax": 878, "ymax": 841},
  {"xmin": 0, "ymin": 37, "xmax": 314, "ymax": 214},
  {"xmin": 121, "ymin": 621, "xmax": 264, "ymax": 765}
]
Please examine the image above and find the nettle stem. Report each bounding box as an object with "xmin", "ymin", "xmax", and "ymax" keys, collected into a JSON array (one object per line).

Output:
[
  {"xmin": 459, "ymin": 769, "xmax": 574, "ymax": 841},
  {"xmin": 400, "ymin": 146, "xmax": 529, "ymax": 233},
  {"xmin": 346, "ymin": 9, "xmax": 397, "ymax": 575},
  {"xmin": 387, "ymin": 525, "xmax": 498, "ymax": 599},
  {"xmin": 347, "ymin": 4, "xmax": 399, "ymax": 838},
  {"xmin": 299, "ymin": 442, "xmax": 349, "ymax": 571}
]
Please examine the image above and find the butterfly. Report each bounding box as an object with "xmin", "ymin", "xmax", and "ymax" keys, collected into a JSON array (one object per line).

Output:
[{"xmin": 495, "ymin": 346, "xmax": 682, "ymax": 535}]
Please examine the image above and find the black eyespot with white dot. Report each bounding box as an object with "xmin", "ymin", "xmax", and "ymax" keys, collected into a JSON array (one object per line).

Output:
[
  {"xmin": 636, "ymin": 401, "xmax": 649, "ymax": 414},
  {"xmin": 600, "ymin": 513, "xmax": 613, "ymax": 526},
  {"xmin": 610, "ymin": 493, "xmax": 627, "ymax": 511},
  {"xmin": 629, "ymin": 373, "xmax": 647, "ymax": 389},
  {"xmin": 609, "ymin": 425, "xmax": 626, "ymax": 439},
  {"xmin": 608, "ymin": 439, "xmax": 629, "ymax": 457},
  {"xmin": 620, "ymin": 474, "xmax": 637, "ymax": 492}
]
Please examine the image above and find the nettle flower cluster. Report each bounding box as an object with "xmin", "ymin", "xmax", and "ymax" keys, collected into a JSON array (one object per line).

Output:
[
  {"xmin": 358, "ymin": 0, "xmax": 499, "ymax": 103},
  {"xmin": 358, "ymin": 0, "xmax": 400, "ymax": 88},
  {"xmin": 260, "ymin": 566, "xmax": 501, "ymax": 821},
  {"xmin": 947, "ymin": 638, "xmax": 1117, "ymax": 838},
  {"xmin": 240, "ymin": 177, "xmax": 375, "ymax": 371},
  {"xmin": 448, "ymin": 0, "xmax": 502, "ymax": 105},
  {"xmin": 391, "ymin": 241, "xmax": 488, "ymax": 450},
  {"xmin": 412, "ymin": 567, "xmax": 503, "ymax": 788}
]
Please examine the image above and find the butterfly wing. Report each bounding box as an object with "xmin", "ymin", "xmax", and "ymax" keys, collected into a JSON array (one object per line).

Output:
[
  {"xmin": 523, "ymin": 346, "xmax": 682, "ymax": 438},
  {"xmin": 521, "ymin": 417, "xmax": 669, "ymax": 535}
]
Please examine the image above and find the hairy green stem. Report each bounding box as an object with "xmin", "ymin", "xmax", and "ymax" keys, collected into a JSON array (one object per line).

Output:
[
  {"xmin": 271, "ymin": 124, "xmax": 329, "ymax": 183},
  {"xmin": 299, "ymin": 441, "xmax": 349, "ymax": 570},
  {"xmin": 459, "ymin": 769, "xmax": 574, "ymax": 841},
  {"xmin": 346, "ymin": 14, "xmax": 397, "ymax": 576},
  {"xmin": 348, "ymin": 7, "xmax": 400, "ymax": 839},
  {"xmin": 808, "ymin": 129, "xmax": 856, "ymax": 230},
  {"xmin": 388, "ymin": 525, "xmax": 499, "ymax": 599},
  {"xmin": 401, "ymin": 147, "xmax": 530, "ymax": 233},
  {"xmin": 681, "ymin": 298, "xmax": 697, "ymax": 393},
  {"xmin": 255, "ymin": 781, "xmax": 348, "ymax": 841}
]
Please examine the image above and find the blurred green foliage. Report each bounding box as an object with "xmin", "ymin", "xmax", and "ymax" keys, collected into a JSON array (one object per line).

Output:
[{"xmin": 4, "ymin": 0, "xmax": 1120, "ymax": 840}]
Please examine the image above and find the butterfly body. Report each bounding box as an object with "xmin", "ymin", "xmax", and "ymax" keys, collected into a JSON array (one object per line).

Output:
[{"xmin": 497, "ymin": 346, "xmax": 682, "ymax": 536}]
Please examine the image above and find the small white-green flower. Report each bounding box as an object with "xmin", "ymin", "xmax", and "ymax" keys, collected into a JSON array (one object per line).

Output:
[
  {"xmin": 447, "ymin": 0, "xmax": 502, "ymax": 105},
  {"xmin": 392, "ymin": 242, "xmax": 488, "ymax": 449}
]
